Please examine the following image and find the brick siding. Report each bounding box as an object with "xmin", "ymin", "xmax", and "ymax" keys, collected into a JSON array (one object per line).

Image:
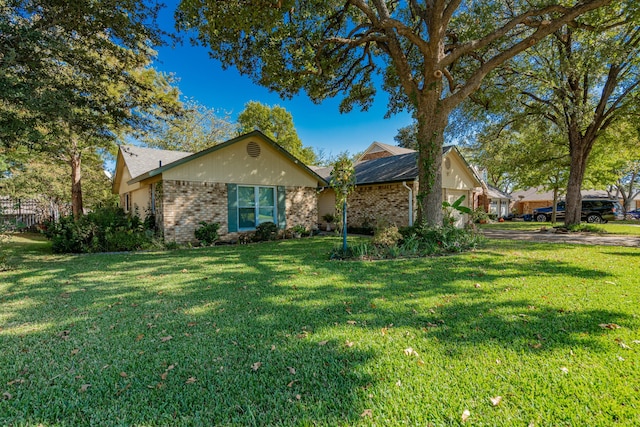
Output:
[
  {"xmin": 285, "ymin": 186, "xmax": 318, "ymax": 230},
  {"xmin": 347, "ymin": 182, "xmax": 417, "ymax": 228},
  {"xmin": 161, "ymin": 180, "xmax": 227, "ymax": 244},
  {"xmin": 160, "ymin": 180, "xmax": 318, "ymax": 244}
]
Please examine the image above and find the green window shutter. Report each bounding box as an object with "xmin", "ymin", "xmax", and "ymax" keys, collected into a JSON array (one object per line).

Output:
[
  {"xmin": 277, "ymin": 186, "xmax": 286, "ymax": 229},
  {"xmin": 227, "ymin": 184, "xmax": 238, "ymax": 232}
]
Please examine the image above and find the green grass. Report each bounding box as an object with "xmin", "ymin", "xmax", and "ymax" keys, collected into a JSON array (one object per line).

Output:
[
  {"xmin": 481, "ymin": 220, "xmax": 640, "ymax": 236},
  {"xmin": 1, "ymin": 234, "xmax": 639, "ymax": 426}
]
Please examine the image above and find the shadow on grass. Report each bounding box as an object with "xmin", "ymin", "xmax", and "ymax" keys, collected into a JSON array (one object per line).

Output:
[
  {"xmin": 601, "ymin": 250, "xmax": 640, "ymax": 257},
  {"xmin": 0, "ymin": 236, "xmax": 632, "ymax": 425}
]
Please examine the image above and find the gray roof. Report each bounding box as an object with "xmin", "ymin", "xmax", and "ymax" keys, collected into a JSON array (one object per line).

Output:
[
  {"xmin": 317, "ymin": 146, "xmax": 461, "ymax": 185},
  {"xmin": 355, "ymin": 152, "xmax": 419, "ymax": 184},
  {"xmin": 486, "ymin": 185, "xmax": 511, "ymax": 200},
  {"xmin": 120, "ymin": 145, "xmax": 192, "ymax": 179}
]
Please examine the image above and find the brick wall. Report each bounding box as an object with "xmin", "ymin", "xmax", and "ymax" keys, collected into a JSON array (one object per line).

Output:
[
  {"xmin": 285, "ymin": 186, "xmax": 318, "ymax": 230},
  {"xmin": 513, "ymin": 200, "xmax": 552, "ymax": 215},
  {"xmin": 161, "ymin": 180, "xmax": 228, "ymax": 244},
  {"xmin": 161, "ymin": 180, "xmax": 318, "ymax": 244},
  {"xmin": 347, "ymin": 182, "xmax": 417, "ymax": 228}
]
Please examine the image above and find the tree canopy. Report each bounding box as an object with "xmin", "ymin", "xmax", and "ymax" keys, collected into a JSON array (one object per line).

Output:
[
  {"xmin": 142, "ymin": 99, "xmax": 235, "ymax": 153},
  {"xmin": 1, "ymin": 0, "xmax": 176, "ymax": 145},
  {"xmin": 176, "ymin": 0, "xmax": 614, "ymax": 225},
  {"xmin": 394, "ymin": 123, "xmax": 419, "ymax": 151},
  {"xmin": 237, "ymin": 101, "xmax": 317, "ymax": 164},
  {"xmin": 465, "ymin": 2, "xmax": 640, "ymax": 225},
  {"xmin": 1, "ymin": 0, "xmax": 182, "ymax": 217}
]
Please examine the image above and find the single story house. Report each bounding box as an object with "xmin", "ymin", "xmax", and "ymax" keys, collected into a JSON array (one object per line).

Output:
[
  {"xmin": 479, "ymin": 185, "xmax": 512, "ymax": 218},
  {"xmin": 113, "ymin": 131, "xmax": 327, "ymax": 243},
  {"xmin": 510, "ymin": 188, "xmax": 614, "ymax": 215},
  {"xmin": 314, "ymin": 142, "xmax": 483, "ymax": 228},
  {"xmin": 357, "ymin": 141, "xmax": 417, "ymax": 162}
]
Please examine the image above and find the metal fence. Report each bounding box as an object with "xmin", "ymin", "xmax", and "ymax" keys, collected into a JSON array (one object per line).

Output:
[{"xmin": 0, "ymin": 197, "xmax": 68, "ymax": 229}]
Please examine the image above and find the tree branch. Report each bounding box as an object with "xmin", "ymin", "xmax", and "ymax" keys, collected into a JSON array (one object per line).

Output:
[
  {"xmin": 442, "ymin": 0, "xmax": 613, "ymax": 111},
  {"xmin": 441, "ymin": 0, "xmax": 611, "ymax": 69}
]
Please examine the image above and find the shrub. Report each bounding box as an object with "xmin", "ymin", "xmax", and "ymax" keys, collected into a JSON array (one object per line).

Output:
[
  {"xmin": 291, "ymin": 224, "xmax": 308, "ymax": 237},
  {"xmin": 253, "ymin": 222, "xmax": 278, "ymax": 242},
  {"xmin": 330, "ymin": 222, "xmax": 484, "ymax": 261},
  {"xmin": 371, "ymin": 224, "xmax": 402, "ymax": 248},
  {"xmin": 143, "ymin": 209, "xmax": 158, "ymax": 231},
  {"xmin": 442, "ymin": 195, "xmax": 472, "ymax": 226},
  {"xmin": 45, "ymin": 206, "xmax": 156, "ymax": 253},
  {"xmin": 322, "ymin": 213, "xmax": 336, "ymax": 224},
  {"xmin": 194, "ymin": 221, "xmax": 220, "ymax": 246},
  {"xmin": 402, "ymin": 222, "xmax": 483, "ymax": 254},
  {"xmin": 471, "ymin": 207, "xmax": 491, "ymax": 223},
  {"xmin": 330, "ymin": 241, "xmax": 375, "ymax": 260},
  {"xmin": 164, "ymin": 241, "xmax": 180, "ymax": 250}
]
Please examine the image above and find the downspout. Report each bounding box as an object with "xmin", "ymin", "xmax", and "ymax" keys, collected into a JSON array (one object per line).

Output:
[{"xmin": 402, "ymin": 181, "xmax": 414, "ymax": 227}]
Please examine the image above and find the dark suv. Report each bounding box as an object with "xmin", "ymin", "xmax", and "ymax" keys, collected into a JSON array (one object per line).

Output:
[{"xmin": 533, "ymin": 199, "xmax": 622, "ymax": 223}]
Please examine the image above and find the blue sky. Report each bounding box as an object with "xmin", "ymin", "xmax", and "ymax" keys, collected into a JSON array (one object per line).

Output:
[{"xmin": 152, "ymin": 2, "xmax": 413, "ymax": 158}]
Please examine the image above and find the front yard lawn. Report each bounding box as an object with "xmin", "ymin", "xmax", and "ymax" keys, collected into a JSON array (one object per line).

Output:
[{"xmin": 1, "ymin": 234, "xmax": 639, "ymax": 425}]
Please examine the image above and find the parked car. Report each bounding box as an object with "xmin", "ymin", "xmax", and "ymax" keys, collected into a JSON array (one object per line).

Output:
[
  {"xmin": 532, "ymin": 199, "xmax": 622, "ymax": 223},
  {"xmin": 627, "ymin": 209, "xmax": 640, "ymax": 220}
]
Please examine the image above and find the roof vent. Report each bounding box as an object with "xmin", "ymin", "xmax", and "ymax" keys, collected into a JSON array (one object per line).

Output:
[
  {"xmin": 444, "ymin": 157, "xmax": 451, "ymax": 170},
  {"xmin": 247, "ymin": 141, "xmax": 261, "ymax": 158}
]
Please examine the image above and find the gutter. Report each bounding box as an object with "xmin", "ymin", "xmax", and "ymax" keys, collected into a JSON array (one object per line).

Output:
[{"xmin": 402, "ymin": 181, "xmax": 414, "ymax": 226}]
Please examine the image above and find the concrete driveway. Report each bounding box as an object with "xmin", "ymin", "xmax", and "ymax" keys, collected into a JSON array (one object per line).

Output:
[{"xmin": 481, "ymin": 228, "xmax": 640, "ymax": 247}]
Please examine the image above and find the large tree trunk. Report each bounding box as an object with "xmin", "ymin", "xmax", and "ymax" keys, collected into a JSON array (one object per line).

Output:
[
  {"xmin": 551, "ymin": 187, "xmax": 559, "ymax": 224},
  {"xmin": 617, "ymin": 169, "xmax": 639, "ymax": 217},
  {"xmin": 564, "ymin": 134, "xmax": 591, "ymax": 226},
  {"xmin": 415, "ymin": 94, "xmax": 449, "ymax": 226},
  {"xmin": 71, "ymin": 151, "xmax": 83, "ymax": 219}
]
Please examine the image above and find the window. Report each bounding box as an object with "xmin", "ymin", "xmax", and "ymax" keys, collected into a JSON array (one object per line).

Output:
[
  {"xmin": 124, "ymin": 193, "xmax": 130, "ymax": 212},
  {"xmin": 238, "ymin": 186, "xmax": 276, "ymax": 229}
]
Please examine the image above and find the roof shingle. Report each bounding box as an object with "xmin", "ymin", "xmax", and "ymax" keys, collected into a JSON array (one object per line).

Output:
[{"xmin": 119, "ymin": 145, "xmax": 192, "ymax": 179}]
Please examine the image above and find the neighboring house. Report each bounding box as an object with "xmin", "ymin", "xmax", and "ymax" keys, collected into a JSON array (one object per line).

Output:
[
  {"xmin": 112, "ymin": 131, "xmax": 327, "ymax": 244},
  {"xmin": 315, "ymin": 143, "xmax": 482, "ymax": 228},
  {"xmin": 481, "ymin": 185, "xmax": 512, "ymax": 218},
  {"xmin": 357, "ymin": 141, "xmax": 417, "ymax": 162},
  {"xmin": 511, "ymin": 188, "xmax": 613, "ymax": 215}
]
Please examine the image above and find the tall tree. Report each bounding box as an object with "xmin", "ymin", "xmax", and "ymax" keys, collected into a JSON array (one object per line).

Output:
[
  {"xmin": 466, "ymin": 126, "xmax": 518, "ymax": 194},
  {"xmin": 0, "ymin": 147, "xmax": 115, "ymax": 219},
  {"xmin": 176, "ymin": 0, "xmax": 613, "ymax": 225},
  {"xmin": 142, "ymin": 99, "xmax": 235, "ymax": 152},
  {"xmin": 468, "ymin": 5, "xmax": 640, "ymax": 225},
  {"xmin": 472, "ymin": 118, "xmax": 572, "ymax": 222},
  {"xmin": 1, "ymin": 0, "xmax": 182, "ymax": 218},
  {"xmin": 597, "ymin": 122, "xmax": 640, "ymax": 214},
  {"xmin": 237, "ymin": 101, "xmax": 317, "ymax": 164}
]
